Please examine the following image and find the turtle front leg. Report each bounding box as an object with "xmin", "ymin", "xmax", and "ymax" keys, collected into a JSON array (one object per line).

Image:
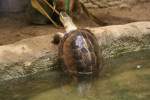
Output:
[{"xmin": 52, "ymin": 32, "xmax": 64, "ymax": 44}]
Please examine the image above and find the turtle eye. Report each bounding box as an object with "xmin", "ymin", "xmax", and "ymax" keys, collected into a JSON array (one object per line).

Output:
[{"xmin": 60, "ymin": 12, "xmax": 69, "ymax": 17}]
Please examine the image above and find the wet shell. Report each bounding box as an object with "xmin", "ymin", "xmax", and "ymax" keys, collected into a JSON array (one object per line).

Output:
[{"xmin": 59, "ymin": 29, "xmax": 102, "ymax": 80}]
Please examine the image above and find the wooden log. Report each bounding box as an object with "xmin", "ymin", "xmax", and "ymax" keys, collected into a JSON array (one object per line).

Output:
[{"xmin": 0, "ymin": 21, "xmax": 150, "ymax": 82}]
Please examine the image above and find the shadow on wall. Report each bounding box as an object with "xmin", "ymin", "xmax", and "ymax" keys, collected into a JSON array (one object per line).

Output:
[{"xmin": 0, "ymin": 0, "xmax": 30, "ymax": 13}]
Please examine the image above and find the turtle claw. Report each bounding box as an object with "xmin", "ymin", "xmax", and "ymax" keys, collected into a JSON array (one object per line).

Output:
[{"xmin": 52, "ymin": 32, "xmax": 64, "ymax": 44}]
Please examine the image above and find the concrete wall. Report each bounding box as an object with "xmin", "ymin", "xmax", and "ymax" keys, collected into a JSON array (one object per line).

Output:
[{"xmin": 0, "ymin": 0, "xmax": 29, "ymax": 13}]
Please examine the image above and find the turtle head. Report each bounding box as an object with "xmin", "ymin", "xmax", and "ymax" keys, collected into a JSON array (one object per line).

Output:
[{"xmin": 60, "ymin": 12, "xmax": 77, "ymax": 33}]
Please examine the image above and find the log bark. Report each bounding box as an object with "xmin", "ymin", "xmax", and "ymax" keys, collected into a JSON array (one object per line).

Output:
[{"xmin": 0, "ymin": 21, "xmax": 150, "ymax": 82}]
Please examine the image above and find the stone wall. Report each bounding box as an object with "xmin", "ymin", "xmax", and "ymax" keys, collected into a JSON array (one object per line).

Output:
[
  {"xmin": 80, "ymin": 0, "xmax": 150, "ymax": 25},
  {"xmin": 81, "ymin": 0, "xmax": 150, "ymax": 8}
]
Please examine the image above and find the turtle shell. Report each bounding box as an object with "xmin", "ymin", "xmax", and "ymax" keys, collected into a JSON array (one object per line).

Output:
[{"xmin": 59, "ymin": 29, "xmax": 102, "ymax": 79}]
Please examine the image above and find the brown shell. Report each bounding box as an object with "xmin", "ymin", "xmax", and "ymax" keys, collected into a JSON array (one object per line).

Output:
[{"xmin": 59, "ymin": 29, "xmax": 102, "ymax": 80}]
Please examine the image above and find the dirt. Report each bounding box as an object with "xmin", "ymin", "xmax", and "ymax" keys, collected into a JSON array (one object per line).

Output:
[
  {"xmin": 0, "ymin": 13, "xmax": 97, "ymax": 45},
  {"xmin": 0, "ymin": 14, "xmax": 64, "ymax": 45}
]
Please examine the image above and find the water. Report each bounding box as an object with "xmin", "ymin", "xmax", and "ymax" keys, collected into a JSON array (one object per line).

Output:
[{"xmin": 0, "ymin": 50, "xmax": 150, "ymax": 100}]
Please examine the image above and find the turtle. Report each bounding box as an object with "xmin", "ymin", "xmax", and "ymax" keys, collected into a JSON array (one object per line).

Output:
[{"xmin": 53, "ymin": 12, "xmax": 103, "ymax": 83}]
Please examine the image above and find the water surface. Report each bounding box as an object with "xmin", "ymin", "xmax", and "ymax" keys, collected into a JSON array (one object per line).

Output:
[{"xmin": 0, "ymin": 50, "xmax": 150, "ymax": 100}]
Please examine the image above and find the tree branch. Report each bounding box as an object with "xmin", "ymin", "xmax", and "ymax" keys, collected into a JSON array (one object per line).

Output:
[{"xmin": 0, "ymin": 21, "xmax": 150, "ymax": 82}]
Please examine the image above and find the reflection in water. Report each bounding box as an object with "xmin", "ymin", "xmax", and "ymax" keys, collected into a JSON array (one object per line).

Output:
[{"xmin": 0, "ymin": 50, "xmax": 150, "ymax": 100}]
